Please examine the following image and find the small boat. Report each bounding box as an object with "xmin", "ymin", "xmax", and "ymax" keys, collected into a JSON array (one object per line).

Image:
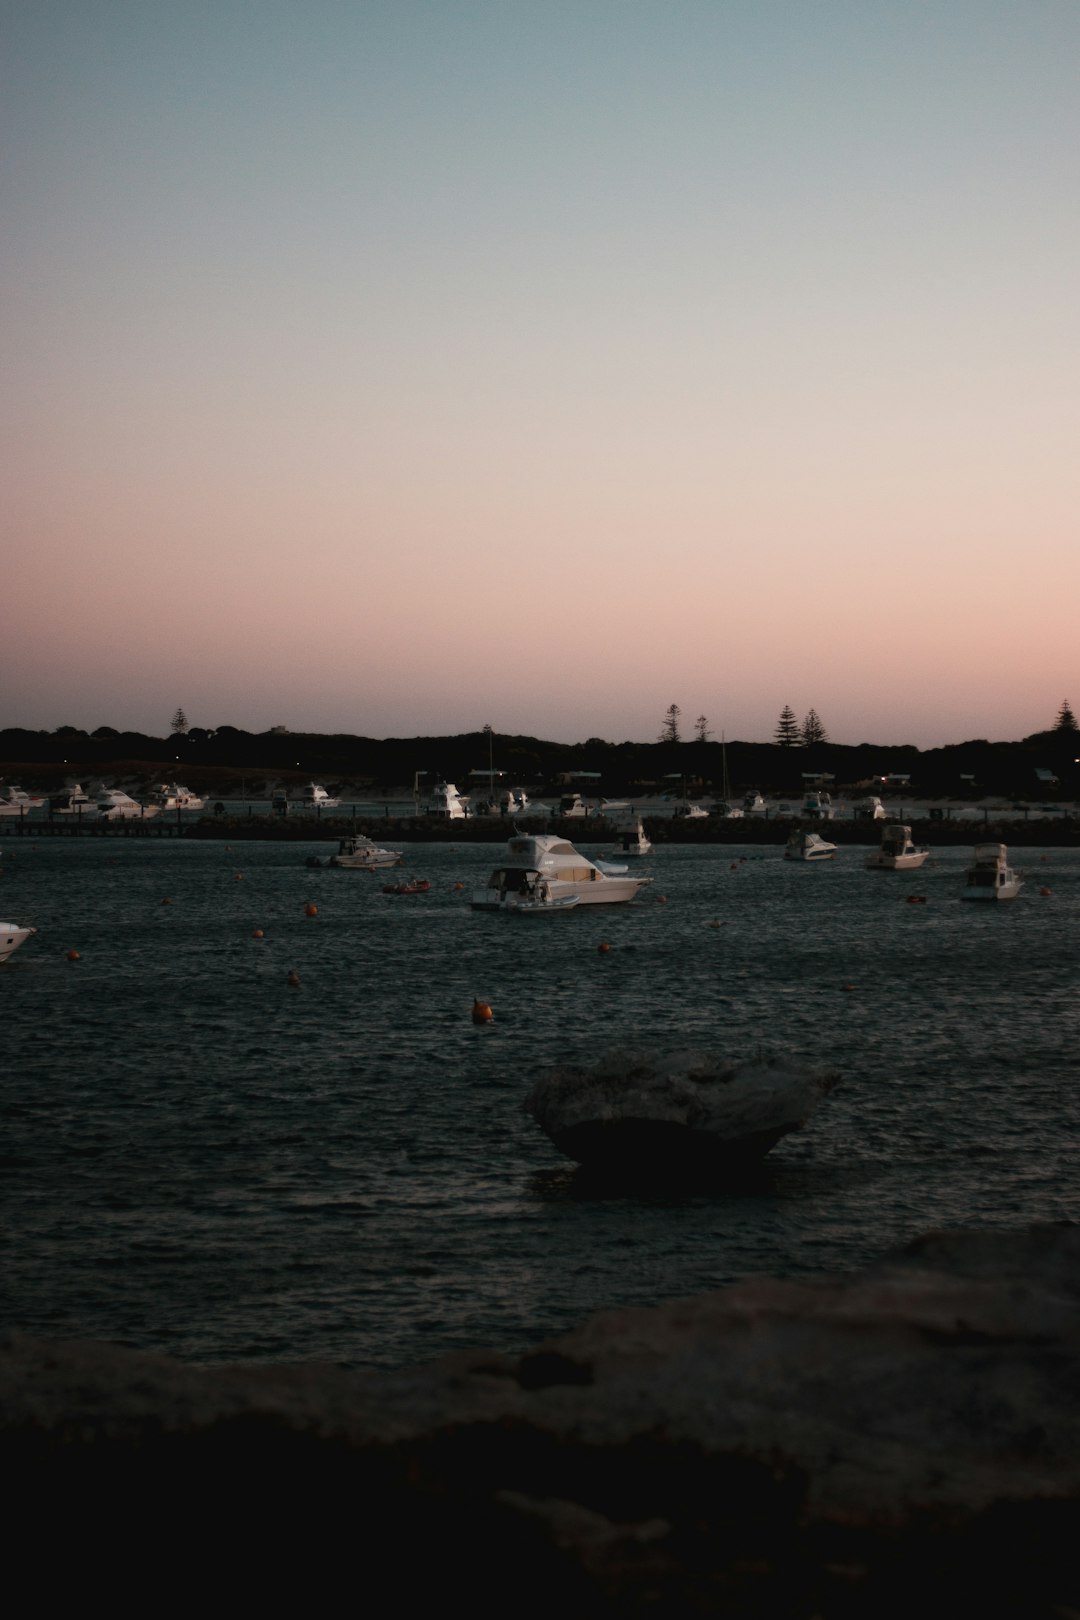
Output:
[
  {"xmin": 801, "ymin": 791, "xmax": 834, "ymax": 820},
  {"xmin": 960, "ymin": 843, "xmax": 1023, "ymax": 901},
  {"xmin": 785, "ymin": 830, "xmax": 837, "ymax": 861},
  {"xmin": 854, "ymin": 795, "xmax": 888, "ymax": 820},
  {"xmin": 383, "ymin": 877, "xmax": 431, "ymax": 895},
  {"xmin": 326, "ymin": 835, "xmax": 403, "ymax": 870},
  {"xmin": 613, "ymin": 818, "xmax": 652, "ymax": 857},
  {"xmin": 472, "ymin": 833, "xmax": 652, "ymax": 910},
  {"xmin": 149, "ymin": 783, "xmax": 205, "ymax": 812},
  {"xmin": 299, "ymin": 782, "xmax": 340, "ymax": 809},
  {"xmin": 0, "ymin": 921, "xmax": 36, "ymax": 962},
  {"xmin": 709, "ymin": 800, "xmax": 744, "ymax": 819},
  {"xmin": 556, "ymin": 792, "xmax": 591, "ymax": 818},
  {"xmin": 673, "ymin": 802, "xmax": 709, "ymax": 820},
  {"xmin": 865, "ymin": 824, "xmax": 928, "ymax": 871},
  {"xmin": 49, "ymin": 784, "xmax": 97, "ymax": 816},
  {"xmin": 96, "ymin": 788, "xmax": 155, "ymax": 819},
  {"xmin": 426, "ymin": 782, "xmax": 468, "ymax": 819},
  {"xmin": 742, "ymin": 791, "xmax": 767, "ymax": 814},
  {"xmin": 0, "ymin": 785, "xmax": 44, "ymax": 815}
]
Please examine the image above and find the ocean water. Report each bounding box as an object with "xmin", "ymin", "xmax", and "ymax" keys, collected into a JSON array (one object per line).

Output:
[{"xmin": 3, "ymin": 837, "xmax": 1078, "ymax": 1370}]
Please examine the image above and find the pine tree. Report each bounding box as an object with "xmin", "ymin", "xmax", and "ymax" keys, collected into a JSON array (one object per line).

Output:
[
  {"xmin": 659, "ymin": 704, "xmax": 682, "ymax": 744},
  {"xmin": 801, "ymin": 708, "xmax": 827, "ymax": 746},
  {"xmin": 774, "ymin": 706, "xmax": 800, "ymax": 747},
  {"xmin": 171, "ymin": 708, "xmax": 189, "ymax": 734},
  {"xmin": 694, "ymin": 715, "xmax": 711, "ymax": 743},
  {"xmin": 1054, "ymin": 699, "xmax": 1078, "ymax": 732}
]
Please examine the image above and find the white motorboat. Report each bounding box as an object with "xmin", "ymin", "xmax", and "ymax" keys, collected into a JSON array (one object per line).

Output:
[
  {"xmin": 709, "ymin": 800, "xmax": 744, "ymax": 819},
  {"xmin": 149, "ymin": 783, "xmax": 205, "ymax": 812},
  {"xmin": 473, "ymin": 787, "xmax": 534, "ymax": 817},
  {"xmin": 556, "ymin": 792, "xmax": 591, "ymax": 818},
  {"xmin": 299, "ymin": 782, "xmax": 340, "ymax": 809},
  {"xmin": 960, "ymin": 842, "xmax": 1023, "ymax": 901},
  {"xmin": 326, "ymin": 834, "xmax": 403, "ymax": 870},
  {"xmin": 865, "ymin": 824, "xmax": 928, "ymax": 871},
  {"xmin": 742, "ymin": 791, "xmax": 767, "ymax": 814},
  {"xmin": 96, "ymin": 788, "xmax": 155, "ymax": 819},
  {"xmin": 427, "ymin": 782, "xmax": 468, "ymax": 819},
  {"xmin": 801, "ymin": 791, "xmax": 834, "ymax": 820},
  {"xmin": 0, "ymin": 785, "xmax": 44, "ymax": 815},
  {"xmin": 785, "ymin": 830, "xmax": 837, "ymax": 861},
  {"xmin": 0, "ymin": 921, "xmax": 36, "ymax": 963},
  {"xmin": 673, "ymin": 802, "xmax": 709, "ymax": 820},
  {"xmin": 854, "ymin": 795, "xmax": 888, "ymax": 820},
  {"xmin": 49, "ymin": 784, "xmax": 97, "ymax": 816},
  {"xmin": 613, "ymin": 818, "xmax": 652, "ymax": 857},
  {"xmin": 471, "ymin": 833, "xmax": 653, "ymax": 910}
]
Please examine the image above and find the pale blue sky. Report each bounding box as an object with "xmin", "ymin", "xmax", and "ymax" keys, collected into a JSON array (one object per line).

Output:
[{"xmin": 4, "ymin": 2, "xmax": 1078, "ymax": 744}]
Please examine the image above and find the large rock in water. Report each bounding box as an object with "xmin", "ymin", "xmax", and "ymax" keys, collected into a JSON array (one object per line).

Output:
[
  {"xmin": 523, "ymin": 1049, "xmax": 840, "ymax": 1170},
  {"xmin": 4, "ymin": 1225, "xmax": 1080, "ymax": 1614}
]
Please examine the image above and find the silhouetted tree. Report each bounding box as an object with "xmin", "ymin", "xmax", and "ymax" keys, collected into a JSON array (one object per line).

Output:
[
  {"xmin": 774, "ymin": 706, "xmax": 800, "ymax": 746},
  {"xmin": 171, "ymin": 708, "xmax": 189, "ymax": 734},
  {"xmin": 1054, "ymin": 699, "xmax": 1078, "ymax": 732},
  {"xmin": 694, "ymin": 715, "xmax": 711, "ymax": 742},
  {"xmin": 802, "ymin": 708, "xmax": 827, "ymax": 746},
  {"xmin": 659, "ymin": 704, "xmax": 682, "ymax": 744}
]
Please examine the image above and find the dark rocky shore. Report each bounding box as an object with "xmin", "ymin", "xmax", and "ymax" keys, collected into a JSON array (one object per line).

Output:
[{"xmin": 5, "ymin": 1224, "xmax": 1079, "ymax": 1614}]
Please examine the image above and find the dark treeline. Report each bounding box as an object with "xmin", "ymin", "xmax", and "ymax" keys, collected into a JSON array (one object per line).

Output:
[{"xmin": 1, "ymin": 722, "xmax": 1077, "ymax": 799}]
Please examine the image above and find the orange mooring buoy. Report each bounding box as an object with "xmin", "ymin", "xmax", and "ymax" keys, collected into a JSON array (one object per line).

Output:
[
  {"xmin": 253, "ymin": 928, "xmax": 265, "ymax": 939},
  {"xmin": 598, "ymin": 941, "xmax": 610, "ymax": 953},
  {"xmin": 161, "ymin": 897, "xmax": 172, "ymax": 906},
  {"xmin": 906, "ymin": 894, "xmax": 928, "ymax": 904},
  {"xmin": 1040, "ymin": 886, "xmax": 1052, "ymax": 896},
  {"xmin": 472, "ymin": 998, "xmax": 494, "ymax": 1024},
  {"xmin": 453, "ymin": 881, "xmax": 465, "ymax": 891},
  {"xmin": 234, "ymin": 873, "xmax": 244, "ymax": 881},
  {"xmin": 66, "ymin": 949, "xmax": 80, "ymax": 961},
  {"xmin": 841, "ymin": 983, "xmax": 856, "ymax": 992},
  {"xmin": 305, "ymin": 902, "xmax": 318, "ymax": 917},
  {"xmin": 287, "ymin": 970, "xmax": 301, "ymax": 987},
  {"xmin": 656, "ymin": 894, "xmax": 668, "ymax": 905}
]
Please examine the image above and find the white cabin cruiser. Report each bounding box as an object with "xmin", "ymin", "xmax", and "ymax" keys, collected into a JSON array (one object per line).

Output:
[
  {"xmin": 149, "ymin": 783, "xmax": 205, "ymax": 812},
  {"xmin": 785, "ymin": 830, "xmax": 837, "ymax": 861},
  {"xmin": 742, "ymin": 791, "xmax": 767, "ymax": 814},
  {"xmin": 299, "ymin": 782, "xmax": 340, "ymax": 809},
  {"xmin": 801, "ymin": 791, "xmax": 834, "ymax": 820},
  {"xmin": 613, "ymin": 818, "xmax": 652, "ymax": 857},
  {"xmin": 0, "ymin": 921, "xmax": 36, "ymax": 963},
  {"xmin": 96, "ymin": 788, "xmax": 154, "ymax": 819},
  {"xmin": 557, "ymin": 792, "xmax": 591, "ymax": 818},
  {"xmin": 472, "ymin": 833, "xmax": 652, "ymax": 910},
  {"xmin": 960, "ymin": 843, "xmax": 1023, "ymax": 901},
  {"xmin": 865, "ymin": 824, "xmax": 928, "ymax": 871},
  {"xmin": 709, "ymin": 800, "xmax": 744, "ymax": 819},
  {"xmin": 427, "ymin": 782, "xmax": 468, "ymax": 819},
  {"xmin": 326, "ymin": 834, "xmax": 403, "ymax": 870},
  {"xmin": 672, "ymin": 802, "xmax": 709, "ymax": 820},
  {"xmin": 854, "ymin": 796, "xmax": 888, "ymax": 820},
  {"xmin": 0, "ymin": 785, "xmax": 44, "ymax": 815},
  {"xmin": 50, "ymin": 784, "xmax": 96, "ymax": 816}
]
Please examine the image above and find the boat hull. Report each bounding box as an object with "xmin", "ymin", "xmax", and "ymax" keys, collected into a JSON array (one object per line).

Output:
[
  {"xmin": 0, "ymin": 925, "xmax": 35, "ymax": 963},
  {"xmin": 866, "ymin": 852, "xmax": 929, "ymax": 870}
]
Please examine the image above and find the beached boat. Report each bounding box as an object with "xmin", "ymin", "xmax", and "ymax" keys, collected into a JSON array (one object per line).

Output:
[
  {"xmin": 96, "ymin": 788, "xmax": 155, "ymax": 819},
  {"xmin": 960, "ymin": 843, "xmax": 1023, "ymax": 901},
  {"xmin": 785, "ymin": 830, "xmax": 837, "ymax": 861},
  {"xmin": 613, "ymin": 818, "xmax": 652, "ymax": 857},
  {"xmin": 0, "ymin": 786, "xmax": 44, "ymax": 815},
  {"xmin": 325, "ymin": 835, "xmax": 402, "ymax": 870},
  {"xmin": 865, "ymin": 824, "xmax": 929, "ymax": 871},
  {"xmin": 0, "ymin": 921, "xmax": 36, "ymax": 963},
  {"xmin": 472, "ymin": 833, "xmax": 652, "ymax": 910},
  {"xmin": 149, "ymin": 783, "xmax": 205, "ymax": 812}
]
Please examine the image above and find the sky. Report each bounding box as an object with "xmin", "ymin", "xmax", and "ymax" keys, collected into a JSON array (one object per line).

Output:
[{"xmin": 3, "ymin": 1, "xmax": 1077, "ymax": 748}]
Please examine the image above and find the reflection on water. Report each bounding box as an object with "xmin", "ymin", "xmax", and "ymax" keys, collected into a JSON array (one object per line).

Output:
[{"xmin": 3, "ymin": 837, "xmax": 1079, "ymax": 1368}]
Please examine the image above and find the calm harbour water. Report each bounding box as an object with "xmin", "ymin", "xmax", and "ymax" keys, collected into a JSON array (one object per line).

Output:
[{"xmin": 3, "ymin": 837, "xmax": 1078, "ymax": 1370}]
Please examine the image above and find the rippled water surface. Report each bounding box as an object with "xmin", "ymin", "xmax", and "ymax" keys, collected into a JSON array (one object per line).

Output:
[{"xmin": 3, "ymin": 837, "xmax": 1078, "ymax": 1368}]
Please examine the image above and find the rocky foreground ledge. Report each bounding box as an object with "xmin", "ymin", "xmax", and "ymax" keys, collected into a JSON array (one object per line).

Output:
[{"xmin": 5, "ymin": 1225, "xmax": 1080, "ymax": 1615}]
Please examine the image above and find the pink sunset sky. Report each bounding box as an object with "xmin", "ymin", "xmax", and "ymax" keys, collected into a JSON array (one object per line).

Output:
[{"xmin": 3, "ymin": 2, "xmax": 1077, "ymax": 748}]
